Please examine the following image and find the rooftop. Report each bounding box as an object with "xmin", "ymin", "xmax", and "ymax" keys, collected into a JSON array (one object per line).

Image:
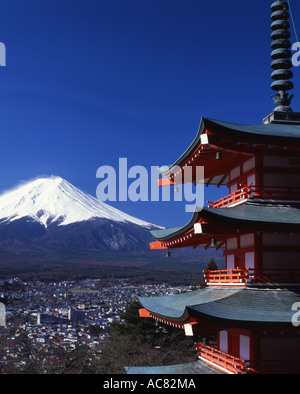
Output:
[
  {"xmin": 138, "ymin": 286, "xmax": 300, "ymax": 325},
  {"xmin": 150, "ymin": 201, "xmax": 300, "ymax": 243},
  {"xmin": 125, "ymin": 360, "xmax": 223, "ymax": 374}
]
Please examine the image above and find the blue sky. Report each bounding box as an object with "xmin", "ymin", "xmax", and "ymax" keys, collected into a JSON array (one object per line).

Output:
[{"xmin": 0, "ymin": 0, "xmax": 299, "ymax": 228}]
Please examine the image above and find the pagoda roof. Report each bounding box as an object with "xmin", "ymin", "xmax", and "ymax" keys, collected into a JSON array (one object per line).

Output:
[
  {"xmin": 159, "ymin": 117, "xmax": 300, "ymax": 185},
  {"xmin": 125, "ymin": 360, "xmax": 223, "ymax": 374},
  {"xmin": 150, "ymin": 202, "xmax": 300, "ymax": 245},
  {"xmin": 203, "ymin": 118, "xmax": 300, "ymax": 142},
  {"xmin": 138, "ymin": 287, "xmax": 300, "ymax": 325}
]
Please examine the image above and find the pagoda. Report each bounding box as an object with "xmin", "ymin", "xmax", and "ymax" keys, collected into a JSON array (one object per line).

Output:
[{"xmin": 131, "ymin": 0, "xmax": 300, "ymax": 374}]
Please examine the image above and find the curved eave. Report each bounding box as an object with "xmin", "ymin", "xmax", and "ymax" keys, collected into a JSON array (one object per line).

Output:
[
  {"xmin": 159, "ymin": 117, "xmax": 300, "ymax": 182},
  {"xmin": 205, "ymin": 202, "xmax": 300, "ymax": 230},
  {"xmin": 150, "ymin": 210, "xmax": 201, "ymax": 241},
  {"xmin": 150, "ymin": 206, "xmax": 215, "ymax": 248},
  {"xmin": 150, "ymin": 202, "xmax": 300, "ymax": 248},
  {"xmin": 138, "ymin": 287, "xmax": 300, "ymax": 325},
  {"xmin": 205, "ymin": 118, "xmax": 300, "ymax": 145},
  {"xmin": 138, "ymin": 291, "xmax": 196, "ymax": 322}
]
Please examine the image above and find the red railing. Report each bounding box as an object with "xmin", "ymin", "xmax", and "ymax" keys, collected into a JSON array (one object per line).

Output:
[
  {"xmin": 208, "ymin": 185, "xmax": 272, "ymax": 208},
  {"xmin": 203, "ymin": 269, "xmax": 250, "ymax": 284},
  {"xmin": 204, "ymin": 268, "xmax": 300, "ymax": 285},
  {"xmin": 208, "ymin": 184, "xmax": 300, "ymax": 209},
  {"xmin": 195, "ymin": 342, "xmax": 255, "ymax": 374}
]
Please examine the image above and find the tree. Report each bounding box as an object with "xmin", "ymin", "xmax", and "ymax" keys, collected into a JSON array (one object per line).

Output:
[
  {"xmin": 201, "ymin": 258, "xmax": 218, "ymax": 288},
  {"xmin": 206, "ymin": 258, "xmax": 218, "ymax": 271},
  {"xmin": 110, "ymin": 299, "xmax": 158, "ymax": 344},
  {"xmin": 100, "ymin": 298, "xmax": 197, "ymax": 373}
]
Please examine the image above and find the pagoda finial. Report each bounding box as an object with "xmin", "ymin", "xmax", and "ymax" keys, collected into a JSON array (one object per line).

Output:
[{"xmin": 270, "ymin": 0, "xmax": 294, "ymax": 112}]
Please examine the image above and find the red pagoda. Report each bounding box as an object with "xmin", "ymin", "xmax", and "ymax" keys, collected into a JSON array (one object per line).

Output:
[{"xmin": 130, "ymin": 0, "xmax": 300, "ymax": 374}]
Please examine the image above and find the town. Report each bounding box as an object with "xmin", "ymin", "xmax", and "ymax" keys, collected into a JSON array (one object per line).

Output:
[{"xmin": 0, "ymin": 277, "xmax": 190, "ymax": 373}]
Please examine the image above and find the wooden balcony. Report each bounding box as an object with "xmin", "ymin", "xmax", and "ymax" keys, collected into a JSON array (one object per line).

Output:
[
  {"xmin": 204, "ymin": 268, "xmax": 300, "ymax": 286},
  {"xmin": 207, "ymin": 185, "xmax": 271, "ymax": 209},
  {"xmin": 208, "ymin": 184, "xmax": 300, "ymax": 209},
  {"xmin": 203, "ymin": 269, "xmax": 249, "ymax": 285},
  {"xmin": 195, "ymin": 342, "xmax": 256, "ymax": 374}
]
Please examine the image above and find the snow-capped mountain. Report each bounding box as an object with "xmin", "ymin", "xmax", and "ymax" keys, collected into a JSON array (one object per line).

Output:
[
  {"xmin": 0, "ymin": 176, "xmax": 164, "ymax": 263},
  {"xmin": 0, "ymin": 176, "xmax": 157, "ymax": 228}
]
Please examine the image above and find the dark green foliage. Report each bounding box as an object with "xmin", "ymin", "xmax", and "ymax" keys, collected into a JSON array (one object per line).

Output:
[
  {"xmin": 111, "ymin": 299, "xmax": 161, "ymax": 344},
  {"xmin": 201, "ymin": 258, "xmax": 218, "ymax": 288},
  {"xmin": 100, "ymin": 298, "xmax": 197, "ymax": 373},
  {"xmin": 206, "ymin": 258, "xmax": 218, "ymax": 271}
]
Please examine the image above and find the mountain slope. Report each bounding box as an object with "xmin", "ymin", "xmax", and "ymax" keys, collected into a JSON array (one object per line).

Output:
[
  {"xmin": 0, "ymin": 176, "xmax": 164, "ymax": 259},
  {"xmin": 0, "ymin": 176, "xmax": 158, "ymax": 228}
]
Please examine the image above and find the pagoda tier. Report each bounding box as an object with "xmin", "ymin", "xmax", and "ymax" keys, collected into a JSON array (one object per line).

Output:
[
  {"xmin": 138, "ymin": 287, "xmax": 300, "ymax": 329},
  {"xmin": 150, "ymin": 201, "xmax": 300, "ymax": 286},
  {"xmin": 151, "ymin": 201, "xmax": 300, "ymax": 245},
  {"xmin": 138, "ymin": 287, "xmax": 300, "ymax": 374},
  {"xmin": 159, "ymin": 118, "xmax": 300, "ymax": 196}
]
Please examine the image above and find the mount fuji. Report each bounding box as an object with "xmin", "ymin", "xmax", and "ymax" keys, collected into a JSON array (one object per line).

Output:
[
  {"xmin": 0, "ymin": 176, "xmax": 158, "ymax": 229},
  {"xmin": 0, "ymin": 176, "xmax": 164, "ymax": 266}
]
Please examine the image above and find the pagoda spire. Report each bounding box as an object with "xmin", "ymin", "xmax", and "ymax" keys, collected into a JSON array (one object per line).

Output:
[{"xmin": 270, "ymin": 0, "xmax": 294, "ymax": 111}]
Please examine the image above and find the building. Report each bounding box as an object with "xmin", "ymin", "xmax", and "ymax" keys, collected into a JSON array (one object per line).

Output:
[
  {"xmin": 37, "ymin": 313, "xmax": 69, "ymax": 325},
  {"xmin": 68, "ymin": 307, "xmax": 85, "ymax": 325},
  {"xmin": 135, "ymin": 1, "xmax": 300, "ymax": 374},
  {"xmin": 0, "ymin": 302, "xmax": 5, "ymax": 328}
]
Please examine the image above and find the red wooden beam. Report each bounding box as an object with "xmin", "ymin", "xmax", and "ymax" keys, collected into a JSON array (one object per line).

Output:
[
  {"xmin": 139, "ymin": 308, "xmax": 152, "ymax": 318},
  {"xmin": 158, "ymin": 177, "xmax": 175, "ymax": 186},
  {"xmin": 150, "ymin": 241, "xmax": 168, "ymax": 250}
]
